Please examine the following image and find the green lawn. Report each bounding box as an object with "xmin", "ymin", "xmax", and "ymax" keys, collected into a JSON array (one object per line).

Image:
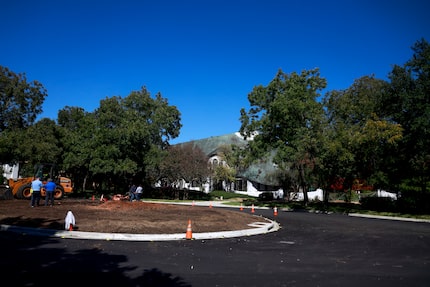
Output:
[{"xmin": 209, "ymin": 191, "xmax": 430, "ymax": 220}]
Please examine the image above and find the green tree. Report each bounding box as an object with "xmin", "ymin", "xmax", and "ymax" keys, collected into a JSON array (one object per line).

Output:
[
  {"xmin": 0, "ymin": 66, "xmax": 47, "ymax": 133},
  {"xmin": 239, "ymin": 68, "xmax": 327, "ymax": 203},
  {"xmin": 322, "ymin": 76, "xmax": 403, "ymax": 198},
  {"xmin": 59, "ymin": 87, "xmax": 182, "ymax": 192},
  {"xmin": 158, "ymin": 145, "xmax": 181, "ymax": 186},
  {"xmin": 158, "ymin": 142, "xmax": 209, "ymax": 199},
  {"xmin": 211, "ymin": 145, "xmax": 238, "ymax": 191},
  {"xmin": 0, "ymin": 129, "xmax": 20, "ymax": 163},
  {"xmin": 387, "ymin": 39, "xmax": 430, "ymax": 186},
  {"xmin": 160, "ymin": 142, "xmax": 209, "ymax": 190},
  {"xmin": 384, "ymin": 38, "xmax": 430, "ymax": 211},
  {"xmin": 21, "ymin": 118, "xmax": 64, "ymax": 166},
  {"xmin": 58, "ymin": 106, "xmax": 95, "ymax": 192},
  {"xmin": 0, "ymin": 118, "xmax": 63, "ymax": 168}
]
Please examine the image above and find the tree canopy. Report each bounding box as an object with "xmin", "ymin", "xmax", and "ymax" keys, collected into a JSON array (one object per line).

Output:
[
  {"xmin": 159, "ymin": 142, "xmax": 210, "ymax": 188},
  {"xmin": 0, "ymin": 66, "xmax": 47, "ymax": 133},
  {"xmin": 384, "ymin": 38, "xmax": 430, "ymax": 196},
  {"xmin": 57, "ymin": 87, "xmax": 182, "ymax": 191},
  {"xmin": 240, "ymin": 68, "xmax": 327, "ymax": 201}
]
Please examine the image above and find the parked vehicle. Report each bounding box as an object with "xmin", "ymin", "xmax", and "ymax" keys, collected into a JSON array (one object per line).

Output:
[{"xmin": 0, "ymin": 162, "xmax": 73, "ymax": 200}]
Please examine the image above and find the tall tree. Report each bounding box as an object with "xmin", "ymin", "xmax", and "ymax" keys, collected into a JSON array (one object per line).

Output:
[
  {"xmin": 20, "ymin": 118, "xmax": 63, "ymax": 166},
  {"xmin": 322, "ymin": 76, "xmax": 403, "ymax": 196},
  {"xmin": 239, "ymin": 68, "xmax": 327, "ymax": 203},
  {"xmin": 57, "ymin": 106, "xmax": 95, "ymax": 191},
  {"xmin": 59, "ymin": 87, "xmax": 182, "ymax": 191},
  {"xmin": 385, "ymin": 38, "xmax": 430, "ymax": 197},
  {"xmin": 160, "ymin": 142, "xmax": 210, "ymax": 190},
  {"xmin": 0, "ymin": 118, "xmax": 63, "ymax": 168},
  {"xmin": 210, "ymin": 145, "xmax": 238, "ymax": 191},
  {"xmin": 0, "ymin": 66, "xmax": 47, "ymax": 133}
]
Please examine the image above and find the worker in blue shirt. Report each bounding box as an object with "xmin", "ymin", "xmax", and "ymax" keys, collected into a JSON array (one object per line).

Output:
[
  {"xmin": 31, "ymin": 177, "xmax": 43, "ymax": 207},
  {"xmin": 44, "ymin": 178, "xmax": 56, "ymax": 206}
]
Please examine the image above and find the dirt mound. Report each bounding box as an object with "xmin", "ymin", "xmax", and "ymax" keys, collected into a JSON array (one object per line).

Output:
[{"xmin": 0, "ymin": 198, "xmax": 266, "ymax": 234}]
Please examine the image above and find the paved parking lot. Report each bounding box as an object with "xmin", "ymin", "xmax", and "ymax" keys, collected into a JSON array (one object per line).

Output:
[{"xmin": 1, "ymin": 206, "xmax": 429, "ymax": 287}]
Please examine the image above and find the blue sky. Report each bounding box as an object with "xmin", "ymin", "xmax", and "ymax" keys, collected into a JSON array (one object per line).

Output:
[{"xmin": 1, "ymin": 0, "xmax": 429, "ymax": 144}]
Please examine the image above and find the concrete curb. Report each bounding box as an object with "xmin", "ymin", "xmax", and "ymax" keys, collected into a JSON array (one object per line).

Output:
[
  {"xmin": 348, "ymin": 213, "xmax": 430, "ymax": 223},
  {"xmin": 145, "ymin": 200, "xmax": 270, "ymax": 210},
  {"xmin": 0, "ymin": 219, "xmax": 280, "ymax": 241}
]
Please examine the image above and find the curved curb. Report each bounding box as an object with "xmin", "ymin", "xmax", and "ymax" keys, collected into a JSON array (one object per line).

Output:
[{"xmin": 0, "ymin": 219, "xmax": 280, "ymax": 241}]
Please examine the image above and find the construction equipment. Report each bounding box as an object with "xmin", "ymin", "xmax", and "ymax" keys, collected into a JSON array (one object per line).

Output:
[{"xmin": 0, "ymin": 162, "xmax": 73, "ymax": 200}]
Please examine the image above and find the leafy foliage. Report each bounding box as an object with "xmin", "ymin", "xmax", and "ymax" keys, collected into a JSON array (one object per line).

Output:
[
  {"xmin": 322, "ymin": 76, "xmax": 403, "ymax": 193},
  {"xmin": 55, "ymin": 87, "xmax": 181, "ymax": 191},
  {"xmin": 159, "ymin": 142, "xmax": 210, "ymax": 188},
  {"xmin": 0, "ymin": 66, "xmax": 47, "ymax": 133},
  {"xmin": 240, "ymin": 68, "xmax": 327, "ymax": 201},
  {"xmin": 384, "ymin": 38, "xmax": 430, "ymax": 193}
]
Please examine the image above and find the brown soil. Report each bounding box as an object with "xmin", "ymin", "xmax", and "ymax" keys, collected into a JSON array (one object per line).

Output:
[{"xmin": 0, "ymin": 198, "xmax": 267, "ymax": 234}]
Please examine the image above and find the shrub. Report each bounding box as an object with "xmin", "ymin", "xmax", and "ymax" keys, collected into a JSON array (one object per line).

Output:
[{"xmin": 360, "ymin": 197, "xmax": 397, "ymax": 212}]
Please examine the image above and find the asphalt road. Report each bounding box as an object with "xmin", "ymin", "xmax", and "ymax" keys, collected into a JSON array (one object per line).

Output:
[{"xmin": 1, "ymin": 207, "xmax": 429, "ymax": 287}]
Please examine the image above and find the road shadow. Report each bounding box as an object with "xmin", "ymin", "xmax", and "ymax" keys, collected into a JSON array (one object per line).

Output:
[{"xmin": 0, "ymin": 231, "xmax": 191, "ymax": 287}]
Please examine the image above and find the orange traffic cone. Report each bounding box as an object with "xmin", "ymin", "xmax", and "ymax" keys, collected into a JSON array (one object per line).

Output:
[
  {"xmin": 240, "ymin": 203, "xmax": 244, "ymax": 211},
  {"xmin": 185, "ymin": 219, "xmax": 193, "ymax": 240},
  {"xmin": 274, "ymin": 206, "xmax": 278, "ymax": 216},
  {"xmin": 251, "ymin": 204, "xmax": 255, "ymax": 213},
  {"xmin": 209, "ymin": 202, "xmax": 212, "ymax": 208}
]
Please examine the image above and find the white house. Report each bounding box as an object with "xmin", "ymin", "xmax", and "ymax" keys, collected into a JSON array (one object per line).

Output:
[{"xmin": 173, "ymin": 132, "xmax": 285, "ymax": 198}]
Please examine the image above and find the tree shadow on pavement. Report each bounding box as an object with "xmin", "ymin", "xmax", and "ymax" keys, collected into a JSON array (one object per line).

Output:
[{"xmin": 0, "ymin": 232, "xmax": 191, "ymax": 287}]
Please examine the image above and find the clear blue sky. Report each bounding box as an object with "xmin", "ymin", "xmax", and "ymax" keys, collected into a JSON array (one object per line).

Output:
[{"xmin": 1, "ymin": 0, "xmax": 429, "ymax": 144}]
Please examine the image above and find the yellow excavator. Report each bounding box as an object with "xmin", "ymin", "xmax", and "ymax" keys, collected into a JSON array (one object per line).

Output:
[{"xmin": 0, "ymin": 162, "xmax": 73, "ymax": 200}]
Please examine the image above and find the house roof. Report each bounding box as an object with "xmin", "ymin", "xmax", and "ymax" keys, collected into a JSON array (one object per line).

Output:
[
  {"xmin": 186, "ymin": 132, "xmax": 249, "ymax": 156},
  {"xmin": 176, "ymin": 132, "xmax": 281, "ymax": 186},
  {"xmin": 237, "ymin": 150, "xmax": 281, "ymax": 186}
]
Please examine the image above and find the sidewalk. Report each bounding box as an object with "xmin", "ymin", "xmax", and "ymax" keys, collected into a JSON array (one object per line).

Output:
[{"xmin": 348, "ymin": 213, "xmax": 430, "ymax": 223}]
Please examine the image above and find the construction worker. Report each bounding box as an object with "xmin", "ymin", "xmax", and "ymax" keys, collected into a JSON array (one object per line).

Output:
[
  {"xmin": 129, "ymin": 184, "xmax": 137, "ymax": 201},
  {"xmin": 44, "ymin": 178, "xmax": 56, "ymax": 206},
  {"xmin": 135, "ymin": 184, "xmax": 143, "ymax": 201},
  {"xmin": 30, "ymin": 177, "xmax": 43, "ymax": 207}
]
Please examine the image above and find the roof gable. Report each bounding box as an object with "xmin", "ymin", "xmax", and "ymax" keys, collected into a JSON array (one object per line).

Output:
[{"xmin": 175, "ymin": 132, "xmax": 281, "ymax": 186}]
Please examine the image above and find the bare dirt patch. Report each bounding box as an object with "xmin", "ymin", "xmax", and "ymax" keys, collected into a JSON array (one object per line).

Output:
[{"xmin": 0, "ymin": 198, "xmax": 267, "ymax": 234}]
